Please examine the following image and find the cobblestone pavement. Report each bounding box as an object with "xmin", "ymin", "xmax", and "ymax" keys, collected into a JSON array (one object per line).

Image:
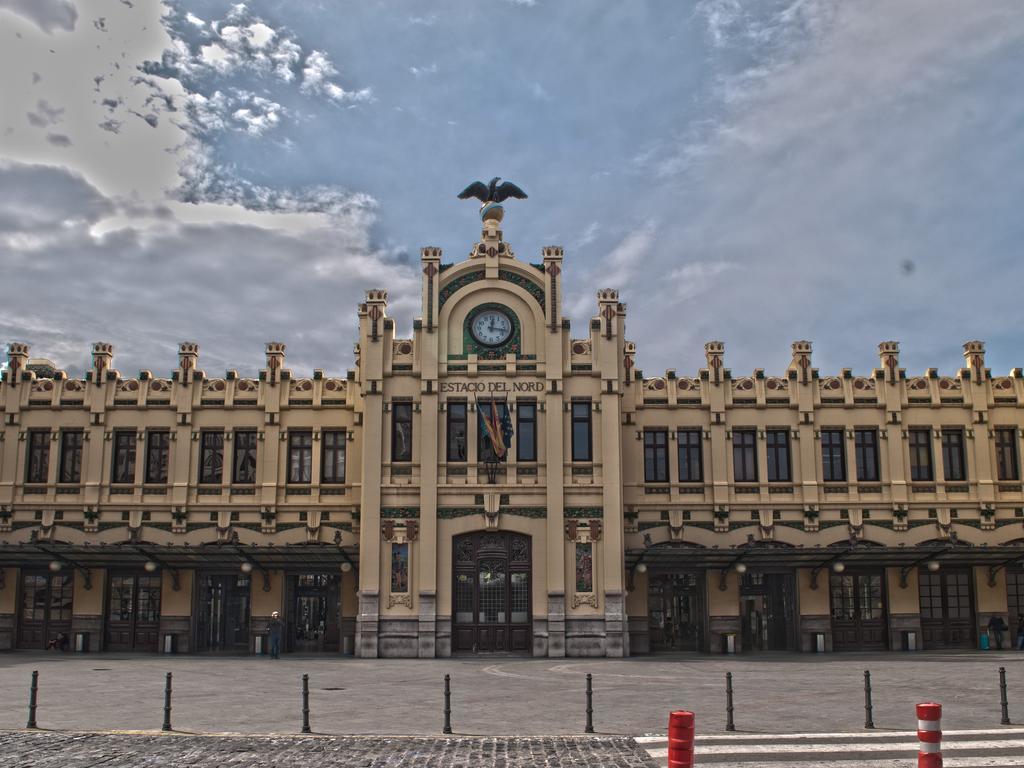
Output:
[
  {"xmin": 0, "ymin": 650, "xmax": 1021, "ymax": 736},
  {"xmin": 0, "ymin": 732, "xmax": 658, "ymax": 768}
]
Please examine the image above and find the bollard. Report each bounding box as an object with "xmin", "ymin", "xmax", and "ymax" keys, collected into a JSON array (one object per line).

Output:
[
  {"xmin": 26, "ymin": 670, "xmax": 38, "ymax": 729},
  {"xmin": 864, "ymin": 670, "xmax": 876, "ymax": 729},
  {"xmin": 667, "ymin": 710, "xmax": 696, "ymax": 768},
  {"xmin": 162, "ymin": 672, "xmax": 173, "ymax": 731},
  {"xmin": 585, "ymin": 673, "xmax": 595, "ymax": 733},
  {"xmin": 999, "ymin": 666, "xmax": 1011, "ymax": 725},
  {"xmin": 301, "ymin": 673, "xmax": 311, "ymax": 734},
  {"xmin": 725, "ymin": 671, "xmax": 735, "ymax": 732},
  {"xmin": 917, "ymin": 701, "xmax": 942, "ymax": 768},
  {"xmin": 443, "ymin": 674, "xmax": 452, "ymax": 734}
]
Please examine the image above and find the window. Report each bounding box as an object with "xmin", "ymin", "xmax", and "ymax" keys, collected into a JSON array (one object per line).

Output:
[
  {"xmin": 571, "ymin": 401, "xmax": 592, "ymax": 462},
  {"xmin": 447, "ymin": 403, "xmax": 467, "ymax": 462},
  {"xmin": 111, "ymin": 431, "xmax": 136, "ymax": 484},
  {"xmin": 995, "ymin": 427, "xmax": 1019, "ymax": 481},
  {"xmin": 821, "ymin": 429, "xmax": 846, "ymax": 482},
  {"xmin": 733, "ymin": 429, "xmax": 758, "ymax": 482},
  {"xmin": 58, "ymin": 430, "xmax": 83, "ymax": 484},
  {"xmin": 941, "ymin": 428, "xmax": 966, "ymax": 481},
  {"xmin": 516, "ymin": 403, "xmax": 537, "ymax": 462},
  {"xmin": 232, "ymin": 430, "xmax": 258, "ymax": 484},
  {"xmin": 321, "ymin": 430, "xmax": 346, "ymax": 484},
  {"xmin": 288, "ymin": 430, "xmax": 313, "ymax": 483},
  {"xmin": 677, "ymin": 429, "xmax": 703, "ymax": 483},
  {"xmin": 392, "ymin": 403, "xmax": 413, "ymax": 462},
  {"xmin": 644, "ymin": 429, "xmax": 669, "ymax": 483},
  {"xmin": 766, "ymin": 429, "xmax": 791, "ymax": 482},
  {"xmin": 855, "ymin": 429, "xmax": 880, "ymax": 482},
  {"xmin": 145, "ymin": 430, "xmax": 170, "ymax": 484},
  {"xmin": 909, "ymin": 428, "xmax": 933, "ymax": 481},
  {"xmin": 199, "ymin": 431, "xmax": 224, "ymax": 484},
  {"xmin": 25, "ymin": 430, "xmax": 51, "ymax": 484}
]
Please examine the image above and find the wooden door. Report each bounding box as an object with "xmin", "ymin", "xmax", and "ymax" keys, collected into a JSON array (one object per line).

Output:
[
  {"xmin": 106, "ymin": 573, "xmax": 161, "ymax": 652},
  {"xmin": 287, "ymin": 573, "xmax": 341, "ymax": 653},
  {"xmin": 830, "ymin": 571, "xmax": 888, "ymax": 651},
  {"xmin": 17, "ymin": 572, "xmax": 73, "ymax": 649},
  {"xmin": 919, "ymin": 569, "xmax": 975, "ymax": 649},
  {"xmin": 452, "ymin": 532, "xmax": 531, "ymax": 654}
]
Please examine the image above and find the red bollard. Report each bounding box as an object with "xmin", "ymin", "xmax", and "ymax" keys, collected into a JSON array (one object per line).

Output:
[
  {"xmin": 917, "ymin": 702, "xmax": 942, "ymax": 768},
  {"xmin": 668, "ymin": 710, "xmax": 695, "ymax": 768}
]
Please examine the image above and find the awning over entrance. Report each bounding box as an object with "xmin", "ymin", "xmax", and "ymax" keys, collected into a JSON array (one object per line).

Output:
[
  {"xmin": 627, "ymin": 540, "xmax": 1024, "ymax": 575},
  {"xmin": 0, "ymin": 542, "xmax": 358, "ymax": 573}
]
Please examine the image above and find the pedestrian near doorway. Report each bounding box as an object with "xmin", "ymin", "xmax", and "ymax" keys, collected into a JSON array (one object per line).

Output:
[
  {"xmin": 988, "ymin": 615, "xmax": 1007, "ymax": 650},
  {"xmin": 268, "ymin": 611, "xmax": 284, "ymax": 659}
]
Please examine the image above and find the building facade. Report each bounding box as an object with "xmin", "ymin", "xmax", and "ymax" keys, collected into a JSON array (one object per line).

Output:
[{"xmin": 2, "ymin": 208, "xmax": 1023, "ymax": 657}]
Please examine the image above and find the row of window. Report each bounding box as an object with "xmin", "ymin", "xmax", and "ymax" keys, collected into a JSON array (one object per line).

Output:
[
  {"xmin": 23, "ymin": 429, "xmax": 347, "ymax": 486},
  {"xmin": 642, "ymin": 427, "xmax": 1022, "ymax": 485}
]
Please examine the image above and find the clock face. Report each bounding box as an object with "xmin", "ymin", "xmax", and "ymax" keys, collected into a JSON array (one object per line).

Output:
[{"xmin": 470, "ymin": 309, "xmax": 513, "ymax": 347}]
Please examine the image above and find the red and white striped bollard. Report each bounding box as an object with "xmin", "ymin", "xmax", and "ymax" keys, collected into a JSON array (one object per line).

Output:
[
  {"xmin": 667, "ymin": 710, "xmax": 695, "ymax": 768},
  {"xmin": 917, "ymin": 701, "xmax": 942, "ymax": 768}
]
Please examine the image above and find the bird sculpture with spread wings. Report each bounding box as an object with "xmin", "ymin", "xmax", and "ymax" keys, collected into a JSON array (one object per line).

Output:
[{"xmin": 458, "ymin": 177, "xmax": 528, "ymax": 204}]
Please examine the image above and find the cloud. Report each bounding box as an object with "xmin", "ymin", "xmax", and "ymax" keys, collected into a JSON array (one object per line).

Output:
[
  {"xmin": 0, "ymin": 0, "xmax": 77, "ymax": 33},
  {"xmin": 409, "ymin": 63, "xmax": 438, "ymax": 78},
  {"xmin": 45, "ymin": 133, "xmax": 72, "ymax": 146},
  {"xmin": 26, "ymin": 99, "xmax": 64, "ymax": 128},
  {"xmin": 301, "ymin": 50, "xmax": 372, "ymax": 103}
]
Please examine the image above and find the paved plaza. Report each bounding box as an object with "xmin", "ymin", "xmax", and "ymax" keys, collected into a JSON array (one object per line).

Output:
[{"xmin": 0, "ymin": 650, "xmax": 1021, "ymax": 737}]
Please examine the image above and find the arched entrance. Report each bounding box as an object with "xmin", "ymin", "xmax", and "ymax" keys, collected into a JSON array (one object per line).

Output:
[{"xmin": 452, "ymin": 531, "xmax": 531, "ymax": 653}]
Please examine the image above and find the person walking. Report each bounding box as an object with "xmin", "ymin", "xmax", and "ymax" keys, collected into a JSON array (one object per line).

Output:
[
  {"xmin": 268, "ymin": 610, "xmax": 284, "ymax": 659},
  {"xmin": 988, "ymin": 615, "xmax": 1007, "ymax": 650},
  {"xmin": 1017, "ymin": 614, "xmax": 1024, "ymax": 650}
]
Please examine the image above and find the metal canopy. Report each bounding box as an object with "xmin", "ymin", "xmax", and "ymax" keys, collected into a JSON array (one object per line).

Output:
[
  {"xmin": 627, "ymin": 542, "xmax": 1024, "ymax": 573},
  {"xmin": 0, "ymin": 542, "xmax": 358, "ymax": 571}
]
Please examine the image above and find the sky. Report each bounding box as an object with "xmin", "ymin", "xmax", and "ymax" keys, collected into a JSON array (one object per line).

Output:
[{"xmin": 1, "ymin": 0, "xmax": 1023, "ymax": 379}]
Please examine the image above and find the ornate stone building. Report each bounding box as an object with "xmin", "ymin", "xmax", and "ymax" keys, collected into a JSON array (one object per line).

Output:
[{"xmin": 1, "ymin": 207, "xmax": 1023, "ymax": 656}]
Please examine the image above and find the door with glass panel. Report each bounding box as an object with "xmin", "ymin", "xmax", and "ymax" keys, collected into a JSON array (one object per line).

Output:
[
  {"xmin": 17, "ymin": 571, "xmax": 73, "ymax": 649},
  {"xmin": 918, "ymin": 569, "xmax": 975, "ymax": 649},
  {"xmin": 285, "ymin": 573, "xmax": 341, "ymax": 652},
  {"xmin": 196, "ymin": 574, "xmax": 251, "ymax": 652},
  {"xmin": 830, "ymin": 571, "xmax": 887, "ymax": 650},
  {"xmin": 648, "ymin": 573, "xmax": 705, "ymax": 652},
  {"xmin": 452, "ymin": 532, "xmax": 531, "ymax": 653},
  {"xmin": 105, "ymin": 572, "xmax": 161, "ymax": 652}
]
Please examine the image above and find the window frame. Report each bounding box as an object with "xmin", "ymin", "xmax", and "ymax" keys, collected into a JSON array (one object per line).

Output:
[
  {"xmin": 732, "ymin": 429, "xmax": 758, "ymax": 483},
  {"xmin": 995, "ymin": 427, "xmax": 1020, "ymax": 482},
  {"xmin": 287, "ymin": 429, "xmax": 313, "ymax": 484},
  {"xmin": 446, "ymin": 402, "xmax": 468, "ymax": 463},
  {"xmin": 854, "ymin": 428, "xmax": 880, "ymax": 482},
  {"xmin": 58, "ymin": 429, "xmax": 83, "ymax": 484},
  {"xmin": 25, "ymin": 429, "xmax": 51, "ymax": 484},
  {"xmin": 820, "ymin": 428, "xmax": 847, "ymax": 483},
  {"xmin": 516, "ymin": 402, "xmax": 537, "ymax": 463},
  {"xmin": 321, "ymin": 429, "xmax": 346, "ymax": 484},
  {"xmin": 677, "ymin": 428, "xmax": 703, "ymax": 483},
  {"xmin": 908, "ymin": 428, "xmax": 934, "ymax": 482},
  {"xmin": 391, "ymin": 402, "xmax": 413, "ymax": 462},
  {"xmin": 570, "ymin": 401, "xmax": 593, "ymax": 463},
  {"xmin": 198, "ymin": 430, "xmax": 224, "ymax": 485},
  {"xmin": 766, "ymin": 428, "xmax": 791, "ymax": 482},
  {"xmin": 643, "ymin": 429, "xmax": 669, "ymax": 483},
  {"xmin": 144, "ymin": 430, "xmax": 170, "ymax": 484},
  {"xmin": 111, "ymin": 429, "xmax": 137, "ymax": 485},
  {"xmin": 941, "ymin": 427, "xmax": 967, "ymax": 482},
  {"xmin": 232, "ymin": 429, "xmax": 258, "ymax": 485}
]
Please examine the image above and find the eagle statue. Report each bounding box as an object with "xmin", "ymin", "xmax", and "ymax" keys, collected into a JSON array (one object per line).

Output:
[{"xmin": 457, "ymin": 177, "xmax": 528, "ymax": 204}]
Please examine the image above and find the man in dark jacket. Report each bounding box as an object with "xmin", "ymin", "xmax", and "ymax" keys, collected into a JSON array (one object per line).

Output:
[
  {"xmin": 988, "ymin": 615, "xmax": 1007, "ymax": 650},
  {"xmin": 268, "ymin": 611, "xmax": 284, "ymax": 659}
]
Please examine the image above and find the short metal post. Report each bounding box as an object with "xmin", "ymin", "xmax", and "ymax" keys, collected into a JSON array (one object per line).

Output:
[
  {"xmin": 443, "ymin": 674, "xmax": 452, "ymax": 734},
  {"xmin": 585, "ymin": 673, "xmax": 595, "ymax": 733},
  {"xmin": 864, "ymin": 670, "xmax": 875, "ymax": 729},
  {"xmin": 301, "ymin": 673, "xmax": 311, "ymax": 733},
  {"xmin": 999, "ymin": 666, "xmax": 1011, "ymax": 725},
  {"xmin": 725, "ymin": 671, "xmax": 735, "ymax": 732},
  {"xmin": 162, "ymin": 672, "xmax": 173, "ymax": 731},
  {"xmin": 26, "ymin": 670, "xmax": 38, "ymax": 729}
]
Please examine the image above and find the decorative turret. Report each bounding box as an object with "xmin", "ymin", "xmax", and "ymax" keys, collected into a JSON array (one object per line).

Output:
[
  {"xmin": 178, "ymin": 342, "xmax": 199, "ymax": 384},
  {"xmin": 91, "ymin": 342, "xmax": 113, "ymax": 384},
  {"xmin": 705, "ymin": 341, "xmax": 725, "ymax": 384},
  {"xmin": 362, "ymin": 289, "xmax": 388, "ymax": 343},
  {"xmin": 264, "ymin": 342, "xmax": 286, "ymax": 384},
  {"xmin": 789, "ymin": 340, "xmax": 813, "ymax": 384},
  {"xmin": 963, "ymin": 340, "xmax": 986, "ymax": 381},
  {"xmin": 878, "ymin": 341, "xmax": 900, "ymax": 383},
  {"xmin": 421, "ymin": 247, "xmax": 442, "ymax": 333},
  {"xmin": 543, "ymin": 246, "xmax": 563, "ymax": 333},
  {"xmin": 5, "ymin": 343, "xmax": 29, "ymax": 383},
  {"xmin": 596, "ymin": 289, "xmax": 621, "ymax": 341}
]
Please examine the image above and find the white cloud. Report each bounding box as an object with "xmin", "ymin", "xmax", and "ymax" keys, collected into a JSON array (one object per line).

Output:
[
  {"xmin": 185, "ymin": 12, "xmax": 205, "ymax": 27},
  {"xmin": 409, "ymin": 63, "xmax": 438, "ymax": 78},
  {"xmin": 301, "ymin": 50, "xmax": 372, "ymax": 103},
  {"xmin": 0, "ymin": 0, "xmax": 77, "ymax": 34}
]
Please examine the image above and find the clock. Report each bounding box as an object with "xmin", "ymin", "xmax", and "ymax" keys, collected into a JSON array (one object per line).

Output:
[{"xmin": 470, "ymin": 308, "xmax": 513, "ymax": 347}]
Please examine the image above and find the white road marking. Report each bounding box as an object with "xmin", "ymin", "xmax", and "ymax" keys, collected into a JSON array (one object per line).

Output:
[
  {"xmin": 635, "ymin": 726, "xmax": 1024, "ymax": 743},
  {"xmin": 644, "ymin": 739, "xmax": 1024, "ymax": 757}
]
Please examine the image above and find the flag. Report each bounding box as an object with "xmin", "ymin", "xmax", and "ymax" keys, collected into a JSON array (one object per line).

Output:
[{"xmin": 478, "ymin": 400, "xmax": 513, "ymax": 459}]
